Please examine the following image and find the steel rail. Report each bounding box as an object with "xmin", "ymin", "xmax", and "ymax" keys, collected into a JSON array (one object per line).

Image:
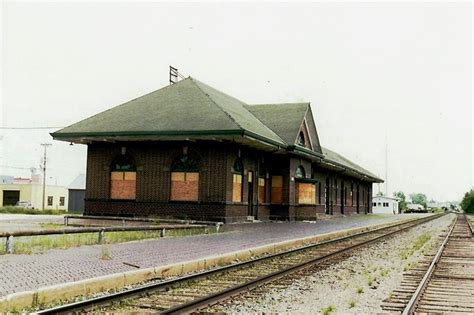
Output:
[
  {"xmin": 401, "ymin": 215, "xmax": 457, "ymax": 315},
  {"xmin": 35, "ymin": 213, "xmax": 445, "ymax": 314},
  {"xmin": 163, "ymin": 213, "xmax": 447, "ymax": 314},
  {"xmin": 464, "ymin": 213, "xmax": 474, "ymax": 235}
]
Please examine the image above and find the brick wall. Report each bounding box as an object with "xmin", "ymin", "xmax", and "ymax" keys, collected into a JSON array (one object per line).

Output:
[{"xmin": 84, "ymin": 140, "xmax": 375, "ymax": 222}]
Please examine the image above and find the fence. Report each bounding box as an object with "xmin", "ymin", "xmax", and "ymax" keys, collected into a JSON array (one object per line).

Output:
[{"xmin": 1, "ymin": 224, "xmax": 215, "ymax": 254}]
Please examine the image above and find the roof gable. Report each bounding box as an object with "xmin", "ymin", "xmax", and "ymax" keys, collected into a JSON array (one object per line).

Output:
[{"xmin": 245, "ymin": 103, "xmax": 309, "ymax": 144}]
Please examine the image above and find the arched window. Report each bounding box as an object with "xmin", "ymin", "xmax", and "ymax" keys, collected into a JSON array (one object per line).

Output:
[
  {"xmin": 110, "ymin": 155, "xmax": 136, "ymax": 200},
  {"xmin": 232, "ymin": 159, "xmax": 243, "ymax": 202},
  {"xmin": 170, "ymin": 155, "xmax": 199, "ymax": 201},
  {"xmin": 297, "ymin": 131, "xmax": 306, "ymax": 147},
  {"xmin": 295, "ymin": 165, "xmax": 306, "ymax": 179}
]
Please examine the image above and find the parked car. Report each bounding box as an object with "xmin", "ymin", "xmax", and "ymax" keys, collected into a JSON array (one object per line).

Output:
[{"xmin": 14, "ymin": 201, "xmax": 34, "ymax": 209}]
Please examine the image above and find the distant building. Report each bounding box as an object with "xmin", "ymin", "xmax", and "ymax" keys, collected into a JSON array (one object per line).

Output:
[
  {"xmin": 0, "ymin": 175, "xmax": 68, "ymax": 210},
  {"xmin": 68, "ymin": 174, "xmax": 86, "ymax": 212},
  {"xmin": 407, "ymin": 203, "xmax": 424, "ymax": 211},
  {"xmin": 0, "ymin": 176, "xmax": 14, "ymax": 184},
  {"xmin": 372, "ymin": 196, "xmax": 399, "ymax": 214}
]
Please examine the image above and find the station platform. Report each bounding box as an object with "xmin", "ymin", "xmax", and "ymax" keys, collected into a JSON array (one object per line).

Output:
[{"xmin": 0, "ymin": 214, "xmax": 424, "ymax": 301}]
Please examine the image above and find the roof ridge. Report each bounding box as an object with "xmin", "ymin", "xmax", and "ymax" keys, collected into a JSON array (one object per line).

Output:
[
  {"xmin": 189, "ymin": 78, "xmax": 242, "ymax": 131},
  {"xmin": 190, "ymin": 78, "xmax": 286, "ymax": 144},
  {"xmin": 248, "ymin": 102, "xmax": 310, "ymax": 107}
]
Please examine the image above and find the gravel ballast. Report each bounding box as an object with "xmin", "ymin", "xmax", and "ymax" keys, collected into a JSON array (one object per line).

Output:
[{"xmin": 211, "ymin": 214, "xmax": 454, "ymax": 314}]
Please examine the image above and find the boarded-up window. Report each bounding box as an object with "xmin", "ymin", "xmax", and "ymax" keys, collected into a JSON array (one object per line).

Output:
[
  {"xmin": 170, "ymin": 154, "xmax": 199, "ymax": 202},
  {"xmin": 298, "ymin": 183, "xmax": 316, "ymax": 205},
  {"xmin": 171, "ymin": 172, "xmax": 199, "ymax": 201},
  {"xmin": 232, "ymin": 174, "xmax": 243, "ymax": 202},
  {"xmin": 111, "ymin": 171, "xmax": 137, "ymax": 199},
  {"xmin": 258, "ymin": 178, "xmax": 265, "ymax": 204},
  {"xmin": 110, "ymin": 155, "xmax": 136, "ymax": 200},
  {"xmin": 271, "ymin": 176, "xmax": 283, "ymax": 204}
]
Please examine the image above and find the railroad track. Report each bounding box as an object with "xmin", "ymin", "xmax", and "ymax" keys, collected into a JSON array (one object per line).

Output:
[
  {"xmin": 382, "ymin": 213, "xmax": 474, "ymax": 314},
  {"xmin": 36, "ymin": 214, "xmax": 446, "ymax": 314}
]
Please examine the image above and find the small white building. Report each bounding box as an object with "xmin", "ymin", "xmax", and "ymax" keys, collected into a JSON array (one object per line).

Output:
[{"xmin": 372, "ymin": 196, "xmax": 400, "ymax": 214}]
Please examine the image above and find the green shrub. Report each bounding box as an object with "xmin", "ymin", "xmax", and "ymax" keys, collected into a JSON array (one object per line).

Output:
[{"xmin": 461, "ymin": 190, "xmax": 474, "ymax": 214}]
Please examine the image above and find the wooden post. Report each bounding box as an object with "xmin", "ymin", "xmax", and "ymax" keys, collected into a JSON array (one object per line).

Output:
[
  {"xmin": 160, "ymin": 228, "xmax": 166, "ymax": 237},
  {"xmin": 98, "ymin": 229, "xmax": 105, "ymax": 244},
  {"xmin": 6, "ymin": 236, "xmax": 14, "ymax": 254},
  {"xmin": 64, "ymin": 216, "xmax": 69, "ymax": 226}
]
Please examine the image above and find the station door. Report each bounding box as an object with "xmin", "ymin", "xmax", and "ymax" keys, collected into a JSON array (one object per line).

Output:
[{"xmin": 2, "ymin": 190, "xmax": 20, "ymax": 206}]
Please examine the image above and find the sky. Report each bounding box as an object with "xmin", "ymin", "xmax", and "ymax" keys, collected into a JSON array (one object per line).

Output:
[{"xmin": 1, "ymin": 1, "xmax": 472, "ymax": 202}]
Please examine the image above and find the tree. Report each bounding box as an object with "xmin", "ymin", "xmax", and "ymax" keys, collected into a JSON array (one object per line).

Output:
[
  {"xmin": 394, "ymin": 191, "xmax": 407, "ymax": 211},
  {"xmin": 410, "ymin": 193, "xmax": 427, "ymax": 209},
  {"xmin": 461, "ymin": 190, "xmax": 474, "ymax": 214}
]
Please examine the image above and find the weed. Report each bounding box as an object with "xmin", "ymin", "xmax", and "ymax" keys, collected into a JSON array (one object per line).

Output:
[
  {"xmin": 349, "ymin": 300, "xmax": 356, "ymax": 308},
  {"xmin": 356, "ymin": 287, "xmax": 364, "ymax": 294},
  {"xmin": 367, "ymin": 275, "xmax": 377, "ymax": 286},
  {"xmin": 399, "ymin": 232, "xmax": 431, "ymax": 260},
  {"xmin": 101, "ymin": 246, "xmax": 112, "ymax": 260},
  {"xmin": 321, "ymin": 305, "xmax": 335, "ymax": 315}
]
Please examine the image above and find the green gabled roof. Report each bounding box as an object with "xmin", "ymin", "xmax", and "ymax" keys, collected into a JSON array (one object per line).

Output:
[
  {"xmin": 52, "ymin": 77, "xmax": 285, "ymax": 146},
  {"xmin": 321, "ymin": 147, "xmax": 383, "ymax": 182},
  {"xmin": 245, "ymin": 103, "xmax": 309, "ymax": 144}
]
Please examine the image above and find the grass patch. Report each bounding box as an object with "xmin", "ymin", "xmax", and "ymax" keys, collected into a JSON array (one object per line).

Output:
[
  {"xmin": 348, "ymin": 300, "xmax": 356, "ymax": 308},
  {"xmin": 356, "ymin": 287, "xmax": 364, "ymax": 294},
  {"xmin": 4, "ymin": 227, "xmax": 215, "ymax": 255},
  {"xmin": 0, "ymin": 206, "xmax": 66, "ymax": 215},
  {"xmin": 399, "ymin": 232, "xmax": 431, "ymax": 260},
  {"xmin": 40, "ymin": 223, "xmax": 64, "ymax": 229},
  {"xmin": 321, "ymin": 305, "xmax": 335, "ymax": 315}
]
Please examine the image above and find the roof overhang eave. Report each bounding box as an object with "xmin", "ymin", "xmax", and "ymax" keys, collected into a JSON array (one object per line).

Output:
[{"xmin": 317, "ymin": 159, "xmax": 384, "ymax": 183}]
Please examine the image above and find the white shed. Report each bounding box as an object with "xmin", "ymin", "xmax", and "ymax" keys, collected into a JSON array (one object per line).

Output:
[{"xmin": 372, "ymin": 196, "xmax": 399, "ymax": 214}]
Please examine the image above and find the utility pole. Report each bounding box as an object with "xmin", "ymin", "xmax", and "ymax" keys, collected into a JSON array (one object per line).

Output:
[{"xmin": 41, "ymin": 143, "xmax": 52, "ymax": 210}]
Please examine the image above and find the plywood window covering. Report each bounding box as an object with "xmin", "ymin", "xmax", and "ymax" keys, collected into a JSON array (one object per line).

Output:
[
  {"xmin": 271, "ymin": 175, "xmax": 283, "ymax": 204},
  {"xmin": 170, "ymin": 172, "xmax": 199, "ymax": 201},
  {"xmin": 258, "ymin": 177, "xmax": 265, "ymax": 204},
  {"xmin": 298, "ymin": 183, "xmax": 316, "ymax": 205},
  {"xmin": 232, "ymin": 174, "xmax": 243, "ymax": 202},
  {"xmin": 110, "ymin": 155, "xmax": 137, "ymax": 200},
  {"xmin": 318, "ymin": 182, "xmax": 322, "ymax": 204},
  {"xmin": 111, "ymin": 171, "xmax": 137, "ymax": 199},
  {"xmin": 170, "ymin": 154, "xmax": 199, "ymax": 201}
]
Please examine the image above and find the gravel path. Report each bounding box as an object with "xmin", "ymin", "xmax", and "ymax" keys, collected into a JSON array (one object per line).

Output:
[{"xmin": 211, "ymin": 214, "xmax": 454, "ymax": 314}]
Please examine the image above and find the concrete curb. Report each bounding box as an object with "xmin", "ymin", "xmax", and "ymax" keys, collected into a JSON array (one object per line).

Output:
[{"xmin": 0, "ymin": 216, "xmax": 430, "ymax": 311}]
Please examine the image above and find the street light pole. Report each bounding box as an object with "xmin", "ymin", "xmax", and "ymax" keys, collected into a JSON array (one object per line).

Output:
[{"xmin": 41, "ymin": 143, "xmax": 52, "ymax": 210}]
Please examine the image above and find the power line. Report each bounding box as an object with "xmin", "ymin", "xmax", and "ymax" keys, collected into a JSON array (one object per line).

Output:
[{"xmin": 0, "ymin": 126, "xmax": 64, "ymax": 130}]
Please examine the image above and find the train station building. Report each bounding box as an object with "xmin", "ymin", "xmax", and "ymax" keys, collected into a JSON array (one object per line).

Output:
[{"xmin": 52, "ymin": 77, "xmax": 382, "ymax": 222}]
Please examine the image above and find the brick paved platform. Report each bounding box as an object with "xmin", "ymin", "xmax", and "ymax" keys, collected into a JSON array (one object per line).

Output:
[{"xmin": 0, "ymin": 214, "xmax": 425, "ymax": 297}]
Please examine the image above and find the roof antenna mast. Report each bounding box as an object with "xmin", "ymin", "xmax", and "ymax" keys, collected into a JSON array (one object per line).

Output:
[{"xmin": 169, "ymin": 66, "xmax": 186, "ymax": 85}]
